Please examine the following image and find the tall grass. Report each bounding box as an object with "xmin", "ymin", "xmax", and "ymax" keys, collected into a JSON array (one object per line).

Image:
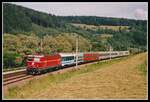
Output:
[{"xmin": 137, "ymin": 60, "xmax": 147, "ymax": 76}]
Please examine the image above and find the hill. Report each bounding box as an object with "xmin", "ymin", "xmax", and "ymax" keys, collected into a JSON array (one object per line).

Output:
[{"xmin": 3, "ymin": 3, "xmax": 147, "ymax": 68}]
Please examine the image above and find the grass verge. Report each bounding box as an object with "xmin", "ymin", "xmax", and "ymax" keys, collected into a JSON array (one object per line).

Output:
[
  {"xmin": 136, "ymin": 59, "xmax": 147, "ymax": 76},
  {"xmin": 3, "ymin": 67, "xmax": 25, "ymax": 72}
]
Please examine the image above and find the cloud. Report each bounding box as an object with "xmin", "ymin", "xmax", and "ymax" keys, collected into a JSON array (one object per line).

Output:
[
  {"xmin": 134, "ymin": 8, "xmax": 147, "ymax": 20},
  {"xmin": 8, "ymin": 2, "xmax": 148, "ymax": 20}
]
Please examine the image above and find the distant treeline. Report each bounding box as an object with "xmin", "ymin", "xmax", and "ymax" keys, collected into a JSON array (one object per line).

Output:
[{"xmin": 3, "ymin": 3, "xmax": 147, "ymax": 34}]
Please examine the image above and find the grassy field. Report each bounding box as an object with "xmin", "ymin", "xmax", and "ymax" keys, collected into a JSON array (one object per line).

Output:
[
  {"xmin": 71, "ymin": 23, "xmax": 129, "ymax": 31},
  {"xmin": 96, "ymin": 34, "xmax": 113, "ymax": 42},
  {"xmin": 136, "ymin": 59, "xmax": 147, "ymax": 76},
  {"xmin": 3, "ymin": 53, "xmax": 147, "ymax": 99}
]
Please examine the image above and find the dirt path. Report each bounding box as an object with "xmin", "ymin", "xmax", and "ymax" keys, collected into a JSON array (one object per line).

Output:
[{"xmin": 19, "ymin": 53, "xmax": 148, "ymax": 99}]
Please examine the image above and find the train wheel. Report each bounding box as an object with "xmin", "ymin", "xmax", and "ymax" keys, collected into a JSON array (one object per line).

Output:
[
  {"xmin": 36, "ymin": 70, "xmax": 41, "ymax": 75},
  {"xmin": 56, "ymin": 67, "xmax": 59, "ymax": 70},
  {"xmin": 43, "ymin": 69, "xmax": 46, "ymax": 74},
  {"xmin": 32, "ymin": 71, "xmax": 35, "ymax": 75}
]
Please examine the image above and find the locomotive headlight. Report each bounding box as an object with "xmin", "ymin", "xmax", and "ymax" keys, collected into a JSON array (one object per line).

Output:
[{"xmin": 32, "ymin": 62, "xmax": 34, "ymax": 65}]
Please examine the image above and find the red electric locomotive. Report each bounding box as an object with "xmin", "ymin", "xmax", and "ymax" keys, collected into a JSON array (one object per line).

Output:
[{"xmin": 26, "ymin": 54, "xmax": 61, "ymax": 74}]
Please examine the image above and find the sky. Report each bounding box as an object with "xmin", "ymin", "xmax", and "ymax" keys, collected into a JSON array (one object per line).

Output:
[{"xmin": 8, "ymin": 2, "xmax": 148, "ymax": 20}]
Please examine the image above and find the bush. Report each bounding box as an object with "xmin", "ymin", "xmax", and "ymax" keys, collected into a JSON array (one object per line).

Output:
[{"xmin": 3, "ymin": 51, "xmax": 23, "ymax": 68}]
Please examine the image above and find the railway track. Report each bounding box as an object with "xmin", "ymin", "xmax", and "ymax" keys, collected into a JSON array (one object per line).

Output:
[
  {"xmin": 3, "ymin": 69, "xmax": 34, "ymax": 86},
  {"xmin": 3, "ymin": 75, "xmax": 33, "ymax": 86},
  {"xmin": 2, "ymin": 61, "xmax": 97, "ymax": 86}
]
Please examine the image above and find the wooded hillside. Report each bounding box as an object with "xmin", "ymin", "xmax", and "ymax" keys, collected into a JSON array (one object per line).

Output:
[{"xmin": 3, "ymin": 3, "xmax": 147, "ymax": 68}]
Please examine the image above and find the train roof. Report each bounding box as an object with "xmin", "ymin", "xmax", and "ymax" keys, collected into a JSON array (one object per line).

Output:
[
  {"xmin": 26, "ymin": 51, "xmax": 129, "ymax": 57},
  {"xmin": 59, "ymin": 53, "xmax": 76, "ymax": 57},
  {"xmin": 27, "ymin": 55, "xmax": 44, "ymax": 57}
]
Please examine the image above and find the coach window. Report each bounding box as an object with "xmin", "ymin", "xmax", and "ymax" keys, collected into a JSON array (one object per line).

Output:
[
  {"xmin": 71, "ymin": 56, "xmax": 74, "ymax": 60},
  {"xmin": 62, "ymin": 57, "xmax": 66, "ymax": 61},
  {"xmin": 68, "ymin": 57, "xmax": 71, "ymax": 60},
  {"xmin": 67, "ymin": 57, "xmax": 69, "ymax": 61}
]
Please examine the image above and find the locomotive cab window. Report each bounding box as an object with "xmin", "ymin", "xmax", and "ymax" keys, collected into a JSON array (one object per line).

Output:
[{"xmin": 34, "ymin": 57, "xmax": 40, "ymax": 62}]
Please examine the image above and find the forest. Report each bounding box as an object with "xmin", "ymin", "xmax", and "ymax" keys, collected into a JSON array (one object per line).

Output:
[{"xmin": 3, "ymin": 3, "xmax": 147, "ymax": 69}]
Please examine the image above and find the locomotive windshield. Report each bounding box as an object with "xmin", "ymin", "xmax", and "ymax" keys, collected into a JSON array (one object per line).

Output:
[
  {"xmin": 34, "ymin": 57, "xmax": 40, "ymax": 62},
  {"xmin": 27, "ymin": 57, "xmax": 40, "ymax": 62}
]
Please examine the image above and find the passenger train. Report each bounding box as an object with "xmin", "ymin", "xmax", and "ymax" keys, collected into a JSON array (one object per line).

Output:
[{"xmin": 26, "ymin": 51, "xmax": 129, "ymax": 75}]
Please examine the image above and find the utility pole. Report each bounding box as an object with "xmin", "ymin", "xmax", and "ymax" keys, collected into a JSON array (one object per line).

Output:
[
  {"xmin": 90, "ymin": 44, "xmax": 92, "ymax": 52},
  {"xmin": 40, "ymin": 38, "xmax": 42, "ymax": 54},
  {"xmin": 76, "ymin": 36, "xmax": 79, "ymax": 67},
  {"xmin": 109, "ymin": 45, "xmax": 112, "ymax": 60}
]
